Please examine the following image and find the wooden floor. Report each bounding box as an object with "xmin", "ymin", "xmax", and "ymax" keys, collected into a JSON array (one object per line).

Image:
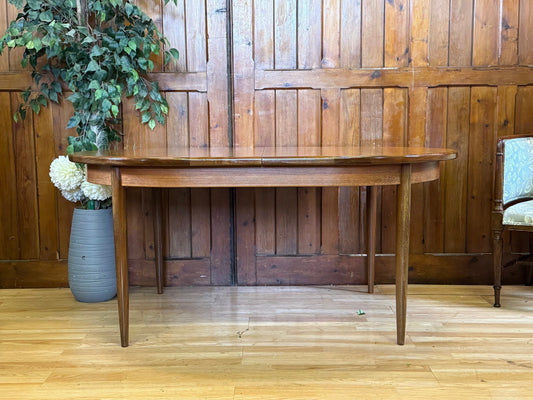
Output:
[{"xmin": 1, "ymin": 285, "xmax": 533, "ymax": 399}]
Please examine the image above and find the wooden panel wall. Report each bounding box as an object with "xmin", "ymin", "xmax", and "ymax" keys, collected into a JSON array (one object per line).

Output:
[
  {"xmin": 232, "ymin": 0, "xmax": 533, "ymax": 285},
  {"xmin": 0, "ymin": 0, "xmax": 232, "ymax": 287},
  {"xmin": 1, "ymin": 0, "xmax": 533, "ymax": 288}
]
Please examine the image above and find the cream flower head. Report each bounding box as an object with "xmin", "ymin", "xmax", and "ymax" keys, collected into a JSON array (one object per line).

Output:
[
  {"xmin": 49, "ymin": 156, "xmax": 84, "ymax": 191},
  {"xmin": 61, "ymin": 187, "xmax": 84, "ymax": 202},
  {"xmin": 81, "ymin": 180, "xmax": 112, "ymax": 201}
]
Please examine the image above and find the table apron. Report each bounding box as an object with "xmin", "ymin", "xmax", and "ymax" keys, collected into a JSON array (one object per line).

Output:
[{"xmin": 87, "ymin": 162, "xmax": 440, "ymax": 188}]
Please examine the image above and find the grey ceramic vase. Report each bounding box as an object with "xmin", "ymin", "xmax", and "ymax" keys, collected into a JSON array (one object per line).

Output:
[{"xmin": 68, "ymin": 208, "xmax": 117, "ymax": 303}]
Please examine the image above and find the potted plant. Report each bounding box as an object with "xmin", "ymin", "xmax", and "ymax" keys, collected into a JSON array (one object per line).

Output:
[{"xmin": 0, "ymin": 0, "xmax": 179, "ymax": 302}]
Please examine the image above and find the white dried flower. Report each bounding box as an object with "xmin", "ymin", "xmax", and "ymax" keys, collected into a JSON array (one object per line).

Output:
[
  {"xmin": 61, "ymin": 188, "xmax": 84, "ymax": 202},
  {"xmin": 49, "ymin": 156, "xmax": 84, "ymax": 191},
  {"xmin": 81, "ymin": 180, "xmax": 112, "ymax": 201}
]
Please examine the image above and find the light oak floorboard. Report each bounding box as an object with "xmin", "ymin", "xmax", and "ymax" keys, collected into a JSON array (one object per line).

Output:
[{"xmin": 1, "ymin": 285, "xmax": 533, "ymax": 399}]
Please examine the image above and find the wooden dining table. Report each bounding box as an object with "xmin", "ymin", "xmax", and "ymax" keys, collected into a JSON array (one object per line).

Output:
[{"xmin": 70, "ymin": 146, "xmax": 456, "ymax": 347}]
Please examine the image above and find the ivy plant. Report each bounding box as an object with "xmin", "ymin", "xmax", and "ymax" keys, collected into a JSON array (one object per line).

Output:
[{"xmin": 0, "ymin": 0, "xmax": 179, "ymax": 151}]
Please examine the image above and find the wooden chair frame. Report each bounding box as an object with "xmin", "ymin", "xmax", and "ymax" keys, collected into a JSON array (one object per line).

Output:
[{"xmin": 492, "ymin": 133, "xmax": 533, "ymax": 307}]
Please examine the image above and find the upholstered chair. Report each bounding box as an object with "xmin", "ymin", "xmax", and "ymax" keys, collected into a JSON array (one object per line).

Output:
[{"xmin": 492, "ymin": 134, "xmax": 533, "ymax": 307}]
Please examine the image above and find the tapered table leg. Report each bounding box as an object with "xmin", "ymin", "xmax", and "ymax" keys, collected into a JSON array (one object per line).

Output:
[
  {"xmin": 112, "ymin": 167, "xmax": 129, "ymax": 347},
  {"xmin": 395, "ymin": 164, "xmax": 411, "ymax": 345},
  {"xmin": 153, "ymin": 188, "xmax": 164, "ymax": 294},
  {"xmin": 366, "ymin": 186, "xmax": 377, "ymax": 294}
]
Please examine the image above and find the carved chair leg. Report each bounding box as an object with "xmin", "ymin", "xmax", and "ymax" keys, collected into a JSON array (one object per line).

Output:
[{"xmin": 493, "ymin": 229, "xmax": 503, "ymax": 307}]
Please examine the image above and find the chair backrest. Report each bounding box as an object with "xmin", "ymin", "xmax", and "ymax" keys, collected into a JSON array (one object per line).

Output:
[{"xmin": 503, "ymin": 136, "xmax": 533, "ymax": 205}]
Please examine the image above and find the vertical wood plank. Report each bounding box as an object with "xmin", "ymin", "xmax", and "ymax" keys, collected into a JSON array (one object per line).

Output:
[
  {"xmin": 321, "ymin": 89, "xmax": 341, "ymax": 146},
  {"xmin": 500, "ymin": 0, "xmax": 519, "ymax": 65},
  {"xmin": 429, "ymin": 0, "xmax": 450, "ymax": 66},
  {"xmin": 11, "ymin": 97, "xmax": 38, "ymax": 259},
  {"xmin": 274, "ymin": 0, "xmax": 297, "ymax": 69},
  {"xmin": 410, "ymin": 0, "xmax": 430, "ymax": 66},
  {"xmin": 236, "ymin": 187, "xmax": 256, "ymax": 283},
  {"xmin": 444, "ymin": 87, "xmax": 470, "ymax": 253},
  {"xmin": 191, "ymin": 188, "xmax": 211, "ymax": 258},
  {"xmin": 424, "ymin": 87, "xmax": 448, "ymax": 253},
  {"xmin": 449, "ymin": 0, "xmax": 474, "ymax": 66},
  {"xmin": 515, "ymin": 86, "xmax": 533, "ymax": 135},
  {"xmin": 33, "ymin": 107, "xmax": 59, "ymax": 260},
  {"xmin": 472, "ymin": 0, "xmax": 500, "ymax": 66},
  {"xmin": 298, "ymin": 0, "xmax": 322, "ymax": 69},
  {"xmin": 0, "ymin": 92, "xmax": 18, "ymax": 259},
  {"xmin": 340, "ymin": 0, "xmax": 361, "ymax": 68},
  {"xmin": 168, "ymin": 189, "xmax": 192, "ymax": 258},
  {"xmin": 518, "ymin": 0, "xmax": 533, "ymax": 65},
  {"xmin": 0, "ymin": 1, "xmax": 9, "ymax": 71},
  {"xmin": 322, "ymin": 0, "xmax": 340, "ymax": 68},
  {"xmin": 163, "ymin": 0, "xmax": 187, "ymax": 72},
  {"xmin": 210, "ymin": 189, "xmax": 232, "ymax": 285},
  {"xmin": 233, "ymin": 0, "xmax": 255, "ymax": 147},
  {"xmin": 467, "ymin": 87, "xmax": 497, "ymax": 253},
  {"xmin": 207, "ymin": 0, "xmax": 229, "ymax": 146},
  {"xmin": 385, "ymin": 0, "xmax": 409, "ymax": 67},
  {"xmin": 361, "ymin": 0, "xmax": 384, "ymax": 67},
  {"xmin": 189, "ymin": 93, "xmax": 209, "ymax": 147},
  {"xmin": 360, "ymin": 90, "xmax": 383, "ymax": 146},
  {"xmin": 185, "ymin": 0, "xmax": 207, "ymax": 72},
  {"xmin": 166, "ymin": 92, "xmax": 189, "ymax": 147},
  {"xmin": 254, "ymin": 0, "xmax": 274, "ymax": 70},
  {"xmin": 125, "ymin": 188, "xmax": 146, "ymax": 261},
  {"xmin": 340, "ymin": 89, "xmax": 361, "ymax": 146}
]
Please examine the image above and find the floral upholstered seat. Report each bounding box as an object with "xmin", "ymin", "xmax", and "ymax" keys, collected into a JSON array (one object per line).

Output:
[
  {"xmin": 492, "ymin": 134, "xmax": 533, "ymax": 308},
  {"xmin": 503, "ymin": 200, "xmax": 533, "ymax": 225}
]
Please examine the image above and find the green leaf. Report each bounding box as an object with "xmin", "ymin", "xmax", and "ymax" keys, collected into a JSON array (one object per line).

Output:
[
  {"xmin": 66, "ymin": 115, "xmax": 80, "ymax": 129},
  {"xmin": 27, "ymin": 0, "xmax": 41, "ymax": 10},
  {"xmin": 127, "ymin": 40, "xmax": 136, "ymax": 51},
  {"xmin": 89, "ymin": 81, "xmax": 100, "ymax": 90},
  {"xmin": 30, "ymin": 99, "xmax": 40, "ymax": 114},
  {"xmin": 169, "ymin": 48, "xmax": 179, "ymax": 60},
  {"xmin": 22, "ymin": 89, "xmax": 31, "ymax": 103},
  {"xmin": 85, "ymin": 60, "xmax": 100, "ymax": 72},
  {"xmin": 66, "ymin": 144, "xmax": 74, "ymax": 155},
  {"xmin": 148, "ymin": 119, "xmax": 156, "ymax": 130},
  {"xmin": 39, "ymin": 10, "xmax": 53, "ymax": 22},
  {"xmin": 102, "ymin": 98, "xmax": 112, "ymax": 112},
  {"xmin": 111, "ymin": 104, "xmax": 119, "ymax": 117},
  {"xmin": 37, "ymin": 94, "xmax": 47, "ymax": 106},
  {"xmin": 141, "ymin": 111, "xmax": 151, "ymax": 123},
  {"xmin": 32, "ymin": 37, "xmax": 42, "ymax": 52},
  {"xmin": 125, "ymin": 2, "xmax": 134, "ymax": 16}
]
